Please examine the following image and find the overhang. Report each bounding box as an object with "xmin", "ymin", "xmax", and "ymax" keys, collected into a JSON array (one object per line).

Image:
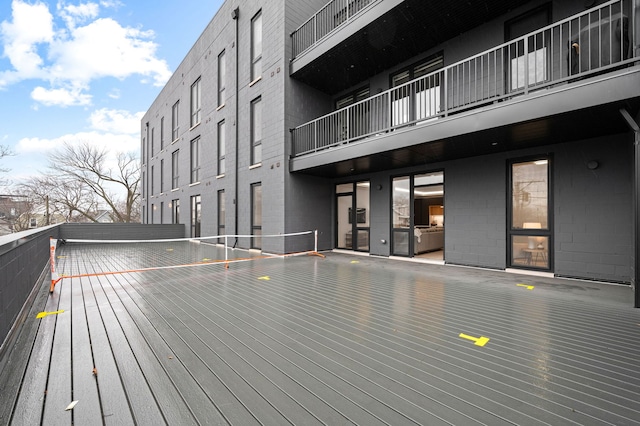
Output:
[{"xmin": 290, "ymin": 66, "xmax": 640, "ymax": 177}]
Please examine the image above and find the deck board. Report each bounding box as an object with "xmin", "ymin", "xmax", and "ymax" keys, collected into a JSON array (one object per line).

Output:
[{"xmin": 2, "ymin": 243, "xmax": 640, "ymax": 426}]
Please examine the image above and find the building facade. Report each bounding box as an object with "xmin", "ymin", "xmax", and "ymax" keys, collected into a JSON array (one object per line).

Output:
[{"xmin": 141, "ymin": 0, "xmax": 640, "ymax": 301}]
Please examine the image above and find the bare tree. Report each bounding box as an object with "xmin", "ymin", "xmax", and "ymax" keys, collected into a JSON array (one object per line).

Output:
[
  {"xmin": 48, "ymin": 142, "xmax": 140, "ymax": 222},
  {"xmin": 19, "ymin": 174, "xmax": 99, "ymax": 223},
  {"xmin": 0, "ymin": 145, "xmax": 13, "ymax": 188}
]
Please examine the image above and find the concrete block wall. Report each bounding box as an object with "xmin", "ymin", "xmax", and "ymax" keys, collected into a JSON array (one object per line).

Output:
[
  {"xmin": 0, "ymin": 226, "xmax": 57, "ymax": 353},
  {"xmin": 553, "ymin": 134, "xmax": 633, "ymax": 283},
  {"xmin": 444, "ymin": 155, "xmax": 507, "ymax": 269}
]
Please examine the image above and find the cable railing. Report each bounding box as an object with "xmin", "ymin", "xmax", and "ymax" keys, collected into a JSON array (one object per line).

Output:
[
  {"xmin": 292, "ymin": 0, "xmax": 379, "ymax": 58},
  {"xmin": 292, "ymin": 0, "xmax": 634, "ymax": 157}
]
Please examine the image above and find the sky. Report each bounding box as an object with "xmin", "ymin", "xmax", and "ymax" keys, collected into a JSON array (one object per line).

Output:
[{"xmin": 0, "ymin": 0, "xmax": 224, "ymax": 190}]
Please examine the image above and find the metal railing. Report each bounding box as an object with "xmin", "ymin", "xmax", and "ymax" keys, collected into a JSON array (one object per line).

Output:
[
  {"xmin": 292, "ymin": 0, "xmax": 635, "ymax": 157},
  {"xmin": 292, "ymin": 0, "xmax": 379, "ymax": 58}
]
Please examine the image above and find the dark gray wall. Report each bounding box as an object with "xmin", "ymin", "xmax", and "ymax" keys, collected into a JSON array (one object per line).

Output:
[
  {"xmin": 59, "ymin": 223, "xmax": 185, "ymax": 240},
  {"xmin": 554, "ymin": 134, "xmax": 633, "ymax": 282},
  {"xmin": 0, "ymin": 226, "xmax": 57, "ymax": 353},
  {"xmin": 445, "ymin": 155, "xmax": 508, "ymax": 269}
]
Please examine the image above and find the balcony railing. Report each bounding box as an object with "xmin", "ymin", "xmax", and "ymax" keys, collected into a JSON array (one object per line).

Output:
[
  {"xmin": 292, "ymin": 0, "xmax": 635, "ymax": 158},
  {"xmin": 292, "ymin": 0, "xmax": 380, "ymax": 58}
]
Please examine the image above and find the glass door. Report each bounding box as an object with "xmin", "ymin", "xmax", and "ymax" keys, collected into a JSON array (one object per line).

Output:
[
  {"xmin": 508, "ymin": 157, "xmax": 552, "ymax": 270},
  {"xmin": 336, "ymin": 182, "xmax": 370, "ymax": 251}
]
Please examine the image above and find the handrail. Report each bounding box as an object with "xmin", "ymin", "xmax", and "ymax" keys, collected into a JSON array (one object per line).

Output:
[
  {"xmin": 291, "ymin": 0, "xmax": 634, "ymax": 157},
  {"xmin": 291, "ymin": 0, "xmax": 381, "ymax": 58}
]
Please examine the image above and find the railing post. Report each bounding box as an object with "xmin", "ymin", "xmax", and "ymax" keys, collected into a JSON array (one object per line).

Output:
[{"xmin": 524, "ymin": 37, "xmax": 529, "ymax": 94}]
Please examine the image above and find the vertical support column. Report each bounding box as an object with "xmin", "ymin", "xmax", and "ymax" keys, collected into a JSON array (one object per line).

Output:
[
  {"xmin": 620, "ymin": 108, "xmax": 640, "ymax": 307},
  {"xmin": 635, "ymin": 127, "xmax": 640, "ymax": 308}
]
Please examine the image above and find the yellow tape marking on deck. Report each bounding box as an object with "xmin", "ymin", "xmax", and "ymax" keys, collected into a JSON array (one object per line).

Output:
[
  {"xmin": 459, "ymin": 333, "xmax": 490, "ymax": 347},
  {"xmin": 202, "ymin": 258, "xmax": 211, "ymax": 262},
  {"xmin": 517, "ymin": 284, "xmax": 535, "ymax": 290},
  {"xmin": 36, "ymin": 310, "xmax": 65, "ymax": 319},
  {"xmin": 57, "ymin": 256, "xmax": 67, "ymax": 259},
  {"xmin": 258, "ymin": 276, "xmax": 270, "ymax": 281},
  {"xmin": 350, "ymin": 260, "xmax": 360, "ymax": 264},
  {"xmin": 166, "ymin": 248, "xmax": 174, "ymax": 252}
]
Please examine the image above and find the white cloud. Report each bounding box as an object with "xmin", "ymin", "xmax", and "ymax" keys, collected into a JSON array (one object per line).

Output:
[
  {"xmin": 49, "ymin": 17, "xmax": 171, "ymax": 86},
  {"xmin": 89, "ymin": 108, "xmax": 143, "ymax": 134},
  {"xmin": 58, "ymin": 2, "xmax": 100, "ymax": 29},
  {"xmin": 31, "ymin": 85, "xmax": 92, "ymax": 106},
  {"xmin": 0, "ymin": 1, "xmax": 54, "ymax": 82},
  {"xmin": 0, "ymin": 0, "xmax": 172, "ymax": 101}
]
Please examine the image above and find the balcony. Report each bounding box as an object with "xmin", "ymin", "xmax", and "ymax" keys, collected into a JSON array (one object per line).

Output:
[{"xmin": 291, "ymin": 0, "xmax": 640, "ymax": 175}]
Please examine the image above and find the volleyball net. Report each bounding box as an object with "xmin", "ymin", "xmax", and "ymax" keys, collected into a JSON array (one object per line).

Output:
[{"xmin": 49, "ymin": 230, "xmax": 322, "ymax": 293}]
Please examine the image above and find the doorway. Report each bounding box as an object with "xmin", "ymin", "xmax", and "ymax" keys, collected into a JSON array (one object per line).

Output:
[
  {"xmin": 336, "ymin": 181, "xmax": 370, "ymax": 251},
  {"xmin": 392, "ymin": 171, "xmax": 444, "ymax": 260}
]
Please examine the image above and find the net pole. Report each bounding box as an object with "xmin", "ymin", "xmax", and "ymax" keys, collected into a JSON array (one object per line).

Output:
[
  {"xmin": 49, "ymin": 237, "xmax": 60, "ymax": 293},
  {"xmin": 224, "ymin": 235, "xmax": 229, "ymax": 269},
  {"xmin": 315, "ymin": 229, "xmax": 318, "ymax": 253}
]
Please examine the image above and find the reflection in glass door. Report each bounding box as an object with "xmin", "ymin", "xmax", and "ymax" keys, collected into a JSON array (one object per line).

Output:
[{"xmin": 336, "ymin": 182, "xmax": 370, "ymax": 251}]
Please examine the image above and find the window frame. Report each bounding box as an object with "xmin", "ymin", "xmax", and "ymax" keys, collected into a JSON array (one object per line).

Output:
[
  {"xmin": 507, "ymin": 155, "xmax": 553, "ymax": 271},
  {"xmin": 171, "ymin": 100, "xmax": 180, "ymax": 142},
  {"xmin": 160, "ymin": 117, "xmax": 164, "ymax": 151},
  {"xmin": 250, "ymin": 96, "xmax": 262, "ymax": 166},
  {"xmin": 218, "ymin": 189, "xmax": 225, "ymax": 243},
  {"xmin": 251, "ymin": 10, "xmax": 263, "ymax": 82},
  {"xmin": 217, "ymin": 120, "xmax": 226, "ymax": 175},
  {"xmin": 171, "ymin": 149, "xmax": 179, "ymax": 190},
  {"xmin": 251, "ymin": 182, "xmax": 262, "ymax": 249},
  {"xmin": 190, "ymin": 136, "xmax": 201, "ymax": 184},
  {"xmin": 218, "ymin": 50, "xmax": 226, "ymax": 107},
  {"xmin": 190, "ymin": 78, "xmax": 202, "ymax": 127}
]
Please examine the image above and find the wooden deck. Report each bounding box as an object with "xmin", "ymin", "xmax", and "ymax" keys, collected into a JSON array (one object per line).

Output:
[{"xmin": 1, "ymin": 242, "xmax": 640, "ymax": 425}]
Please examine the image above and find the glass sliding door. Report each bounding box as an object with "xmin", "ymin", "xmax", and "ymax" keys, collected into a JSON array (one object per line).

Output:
[
  {"xmin": 392, "ymin": 177, "xmax": 411, "ymax": 256},
  {"xmin": 335, "ymin": 182, "xmax": 370, "ymax": 251},
  {"xmin": 392, "ymin": 172, "xmax": 445, "ymax": 258},
  {"xmin": 509, "ymin": 157, "xmax": 552, "ymax": 270}
]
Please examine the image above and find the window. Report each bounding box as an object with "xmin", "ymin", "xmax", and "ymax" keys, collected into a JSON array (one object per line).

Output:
[
  {"xmin": 191, "ymin": 137, "xmax": 200, "ymax": 183},
  {"xmin": 151, "ymin": 127, "xmax": 155, "ymax": 156},
  {"xmin": 160, "ymin": 159, "xmax": 164, "ymax": 193},
  {"xmin": 171, "ymin": 101, "xmax": 180, "ymax": 141},
  {"xmin": 191, "ymin": 78, "xmax": 201, "ymax": 127},
  {"xmin": 218, "ymin": 190, "xmax": 225, "ymax": 243},
  {"xmin": 251, "ymin": 183, "xmax": 262, "ymax": 249},
  {"xmin": 335, "ymin": 87, "xmax": 369, "ymax": 142},
  {"xmin": 391, "ymin": 54, "xmax": 443, "ymax": 126},
  {"xmin": 160, "ymin": 117, "xmax": 164, "ymax": 150},
  {"xmin": 191, "ymin": 195, "xmax": 201, "ymax": 238},
  {"xmin": 172, "ymin": 199, "xmax": 180, "ymax": 224},
  {"xmin": 218, "ymin": 120, "xmax": 226, "ymax": 175},
  {"xmin": 29, "ymin": 217, "xmax": 37, "ymax": 228},
  {"xmin": 250, "ymin": 97, "xmax": 262, "ymax": 165},
  {"xmin": 509, "ymin": 157, "xmax": 551, "ymax": 270},
  {"xmin": 172, "ymin": 149, "xmax": 179, "ymax": 189},
  {"xmin": 151, "ymin": 165, "xmax": 155, "ymax": 195},
  {"xmin": 142, "ymin": 136, "xmax": 146, "ymax": 164},
  {"xmin": 150, "ymin": 204, "xmax": 154, "ymax": 224},
  {"xmin": 160, "ymin": 201, "xmax": 164, "ymax": 224},
  {"xmin": 142, "ymin": 170, "xmax": 145, "ymax": 198},
  {"xmin": 251, "ymin": 11, "xmax": 262, "ymax": 81},
  {"xmin": 505, "ymin": 5, "xmax": 551, "ymax": 91},
  {"xmin": 218, "ymin": 50, "xmax": 226, "ymax": 107}
]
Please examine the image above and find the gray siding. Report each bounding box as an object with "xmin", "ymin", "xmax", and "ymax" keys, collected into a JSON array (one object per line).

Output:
[{"xmin": 554, "ymin": 134, "xmax": 633, "ymax": 283}]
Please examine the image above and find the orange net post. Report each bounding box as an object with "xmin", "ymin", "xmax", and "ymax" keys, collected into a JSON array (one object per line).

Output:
[{"xmin": 49, "ymin": 237, "xmax": 61, "ymax": 293}]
